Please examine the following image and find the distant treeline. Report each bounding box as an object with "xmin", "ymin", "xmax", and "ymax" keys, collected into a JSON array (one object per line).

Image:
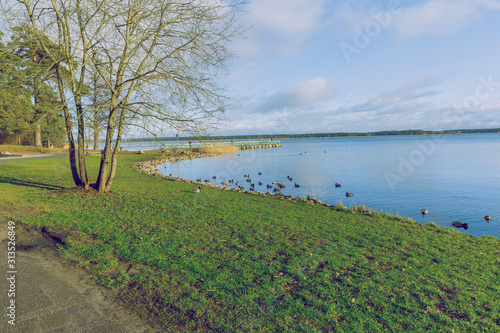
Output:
[{"xmin": 128, "ymin": 128, "xmax": 500, "ymax": 142}]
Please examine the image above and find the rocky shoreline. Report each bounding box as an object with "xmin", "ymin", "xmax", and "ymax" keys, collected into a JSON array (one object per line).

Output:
[
  {"xmin": 134, "ymin": 150, "xmax": 364, "ymax": 210},
  {"xmin": 134, "ymin": 151, "xmax": 409, "ymax": 222}
]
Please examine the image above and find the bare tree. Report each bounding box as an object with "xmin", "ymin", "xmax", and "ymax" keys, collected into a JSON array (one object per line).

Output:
[
  {"xmin": 5, "ymin": 0, "xmax": 245, "ymax": 192},
  {"xmin": 84, "ymin": 60, "xmax": 111, "ymax": 151}
]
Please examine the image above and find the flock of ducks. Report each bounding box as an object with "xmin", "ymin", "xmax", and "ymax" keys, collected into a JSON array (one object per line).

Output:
[
  {"xmin": 191, "ymin": 171, "xmax": 353, "ymax": 196},
  {"xmin": 421, "ymin": 209, "xmax": 492, "ymax": 230},
  {"xmin": 192, "ymin": 173, "xmax": 493, "ymax": 232}
]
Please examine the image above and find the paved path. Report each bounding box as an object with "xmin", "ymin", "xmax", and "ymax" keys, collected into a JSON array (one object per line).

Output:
[
  {"xmin": 0, "ymin": 215, "xmax": 162, "ymax": 332},
  {"xmin": 0, "ymin": 154, "xmax": 67, "ymax": 164}
]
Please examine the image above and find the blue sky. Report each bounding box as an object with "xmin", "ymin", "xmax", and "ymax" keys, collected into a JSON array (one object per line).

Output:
[{"xmin": 220, "ymin": 0, "xmax": 500, "ymax": 135}]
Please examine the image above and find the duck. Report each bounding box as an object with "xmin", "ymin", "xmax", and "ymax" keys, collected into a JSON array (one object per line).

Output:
[
  {"xmin": 246, "ymin": 179, "xmax": 252, "ymax": 183},
  {"xmin": 258, "ymin": 182, "xmax": 263, "ymax": 186},
  {"xmin": 335, "ymin": 183, "xmax": 341, "ymax": 188},
  {"xmin": 196, "ymin": 178, "xmax": 202, "ymax": 182},
  {"xmin": 294, "ymin": 183, "xmax": 300, "ymax": 188},
  {"xmin": 235, "ymin": 182, "xmax": 240, "ymax": 186},
  {"xmin": 421, "ymin": 209, "xmax": 429, "ymax": 216},
  {"xmin": 278, "ymin": 183, "xmax": 286, "ymax": 189},
  {"xmin": 192, "ymin": 187, "xmax": 201, "ymax": 193},
  {"xmin": 204, "ymin": 179, "xmax": 210, "ymax": 183},
  {"xmin": 228, "ymin": 179, "xmax": 234, "ymax": 183},
  {"xmin": 484, "ymin": 215, "xmax": 492, "ymax": 223},
  {"xmin": 212, "ymin": 176, "xmax": 216, "ymax": 179},
  {"xmin": 345, "ymin": 192, "xmax": 354, "ymax": 197},
  {"xmin": 451, "ymin": 221, "xmax": 468, "ymax": 230},
  {"xmin": 272, "ymin": 181, "xmax": 278, "ymax": 185},
  {"xmin": 267, "ymin": 184, "xmax": 273, "ymax": 189},
  {"xmin": 221, "ymin": 181, "xmax": 227, "ymax": 186}
]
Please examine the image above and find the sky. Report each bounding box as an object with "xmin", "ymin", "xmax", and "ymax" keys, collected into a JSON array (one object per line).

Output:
[{"xmin": 219, "ymin": 0, "xmax": 500, "ymax": 136}]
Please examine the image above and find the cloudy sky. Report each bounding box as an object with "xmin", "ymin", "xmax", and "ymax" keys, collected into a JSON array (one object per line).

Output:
[{"xmin": 220, "ymin": 0, "xmax": 500, "ymax": 135}]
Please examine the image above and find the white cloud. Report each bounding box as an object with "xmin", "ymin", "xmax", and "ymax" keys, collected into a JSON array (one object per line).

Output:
[
  {"xmin": 295, "ymin": 77, "xmax": 335, "ymax": 104},
  {"xmin": 391, "ymin": 0, "xmax": 500, "ymax": 39},
  {"xmin": 367, "ymin": 76, "xmax": 443, "ymax": 108},
  {"xmin": 253, "ymin": 77, "xmax": 335, "ymax": 113},
  {"xmin": 236, "ymin": 0, "xmax": 327, "ymax": 56}
]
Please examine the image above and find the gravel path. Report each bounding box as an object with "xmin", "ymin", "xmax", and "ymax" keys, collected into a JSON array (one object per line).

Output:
[{"xmin": 0, "ymin": 215, "xmax": 162, "ymax": 332}]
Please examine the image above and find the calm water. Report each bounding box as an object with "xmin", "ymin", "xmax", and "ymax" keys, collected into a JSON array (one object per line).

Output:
[{"xmin": 158, "ymin": 134, "xmax": 500, "ymax": 239}]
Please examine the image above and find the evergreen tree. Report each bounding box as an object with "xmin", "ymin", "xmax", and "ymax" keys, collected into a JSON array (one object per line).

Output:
[
  {"xmin": 7, "ymin": 26, "xmax": 65, "ymax": 147},
  {"xmin": 0, "ymin": 31, "xmax": 34, "ymax": 144}
]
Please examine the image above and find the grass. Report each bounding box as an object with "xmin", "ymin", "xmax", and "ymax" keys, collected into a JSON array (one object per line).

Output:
[
  {"xmin": 1, "ymin": 149, "xmax": 499, "ymax": 332},
  {"xmin": 0, "ymin": 144, "xmax": 67, "ymax": 154}
]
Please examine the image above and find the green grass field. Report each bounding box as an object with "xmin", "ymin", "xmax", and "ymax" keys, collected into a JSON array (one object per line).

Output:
[{"xmin": 1, "ymin": 150, "xmax": 499, "ymax": 332}]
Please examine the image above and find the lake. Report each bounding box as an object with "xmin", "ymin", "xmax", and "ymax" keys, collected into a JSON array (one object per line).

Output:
[{"xmin": 156, "ymin": 134, "xmax": 500, "ymax": 239}]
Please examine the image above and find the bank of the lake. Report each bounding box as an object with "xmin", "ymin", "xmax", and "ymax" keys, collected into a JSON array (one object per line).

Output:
[
  {"xmin": 159, "ymin": 134, "xmax": 500, "ymax": 239},
  {"xmin": 0, "ymin": 150, "xmax": 499, "ymax": 332}
]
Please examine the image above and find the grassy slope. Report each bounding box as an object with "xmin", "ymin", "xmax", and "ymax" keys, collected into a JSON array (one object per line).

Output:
[{"xmin": 1, "ymin": 151, "xmax": 499, "ymax": 332}]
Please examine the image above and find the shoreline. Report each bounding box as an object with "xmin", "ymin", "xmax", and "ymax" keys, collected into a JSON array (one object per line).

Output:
[
  {"xmin": 136, "ymin": 149, "xmax": 498, "ymax": 240},
  {"xmin": 135, "ymin": 150, "xmax": 356, "ymax": 208},
  {"xmin": 135, "ymin": 150, "xmax": 427, "ymax": 229}
]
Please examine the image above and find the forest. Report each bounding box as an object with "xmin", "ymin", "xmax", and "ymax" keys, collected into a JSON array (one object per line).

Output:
[{"xmin": 133, "ymin": 127, "xmax": 500, "ymax": 142}]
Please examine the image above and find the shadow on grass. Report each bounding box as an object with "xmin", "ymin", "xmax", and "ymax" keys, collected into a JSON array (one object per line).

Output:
[{"xmin": 0, "ymin": 176, "xmax": 67, "ymax": 191}]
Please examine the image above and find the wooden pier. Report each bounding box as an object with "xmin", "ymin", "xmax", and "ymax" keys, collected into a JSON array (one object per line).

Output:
[{"xmin": 165, "ymin": 140, "xmax": 281, "ymax": 150}]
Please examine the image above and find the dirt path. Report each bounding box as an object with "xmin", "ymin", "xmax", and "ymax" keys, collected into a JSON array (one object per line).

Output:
[{"xmin": 0, "ymin": 215, "xmax": 162, "ymax": 332}]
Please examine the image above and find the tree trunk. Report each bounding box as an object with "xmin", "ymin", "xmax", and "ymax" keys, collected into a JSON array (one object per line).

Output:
[
  {"xmin": 74, "ymin": 94, "xmax": 89, "ymax": 189},
  {"xmin": 93, "ymin": 127, "xmax": 99, "ymax": 151},
  {"xmin": 104, "ymin": 108, "xmax": 126, "ymax": 192},
  {"xmin": 33, "ymin": 75, "xmax": 43, "ymax": 148},
  {"xmin": 95, "ymin": 103, "xmax": 119, "ymax": 192},
  {"xmin": 34, "ymin": 122, "xmax": 42, "ymax": 147},
  {"xmin": 56, "ymin": 67, "xmax": 82, "ymax": 187}
]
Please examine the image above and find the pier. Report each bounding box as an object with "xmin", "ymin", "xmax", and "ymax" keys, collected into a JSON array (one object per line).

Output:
[{"xmin": 164, "ymin": 140, "xmax": 281, "ymax": 150}]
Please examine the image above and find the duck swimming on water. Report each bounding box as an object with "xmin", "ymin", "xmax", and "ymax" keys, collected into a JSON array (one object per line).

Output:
[
  {"xmin": 421, "ymin": 209, "xmax": 428, "ymax": 217},
  {"xmin": 452, "ymin": 221, "xmax": 468, "ymax": 230},
  {"xmin": 485, "ymin": 215, "xmax": 492, "ymax": 223}
]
